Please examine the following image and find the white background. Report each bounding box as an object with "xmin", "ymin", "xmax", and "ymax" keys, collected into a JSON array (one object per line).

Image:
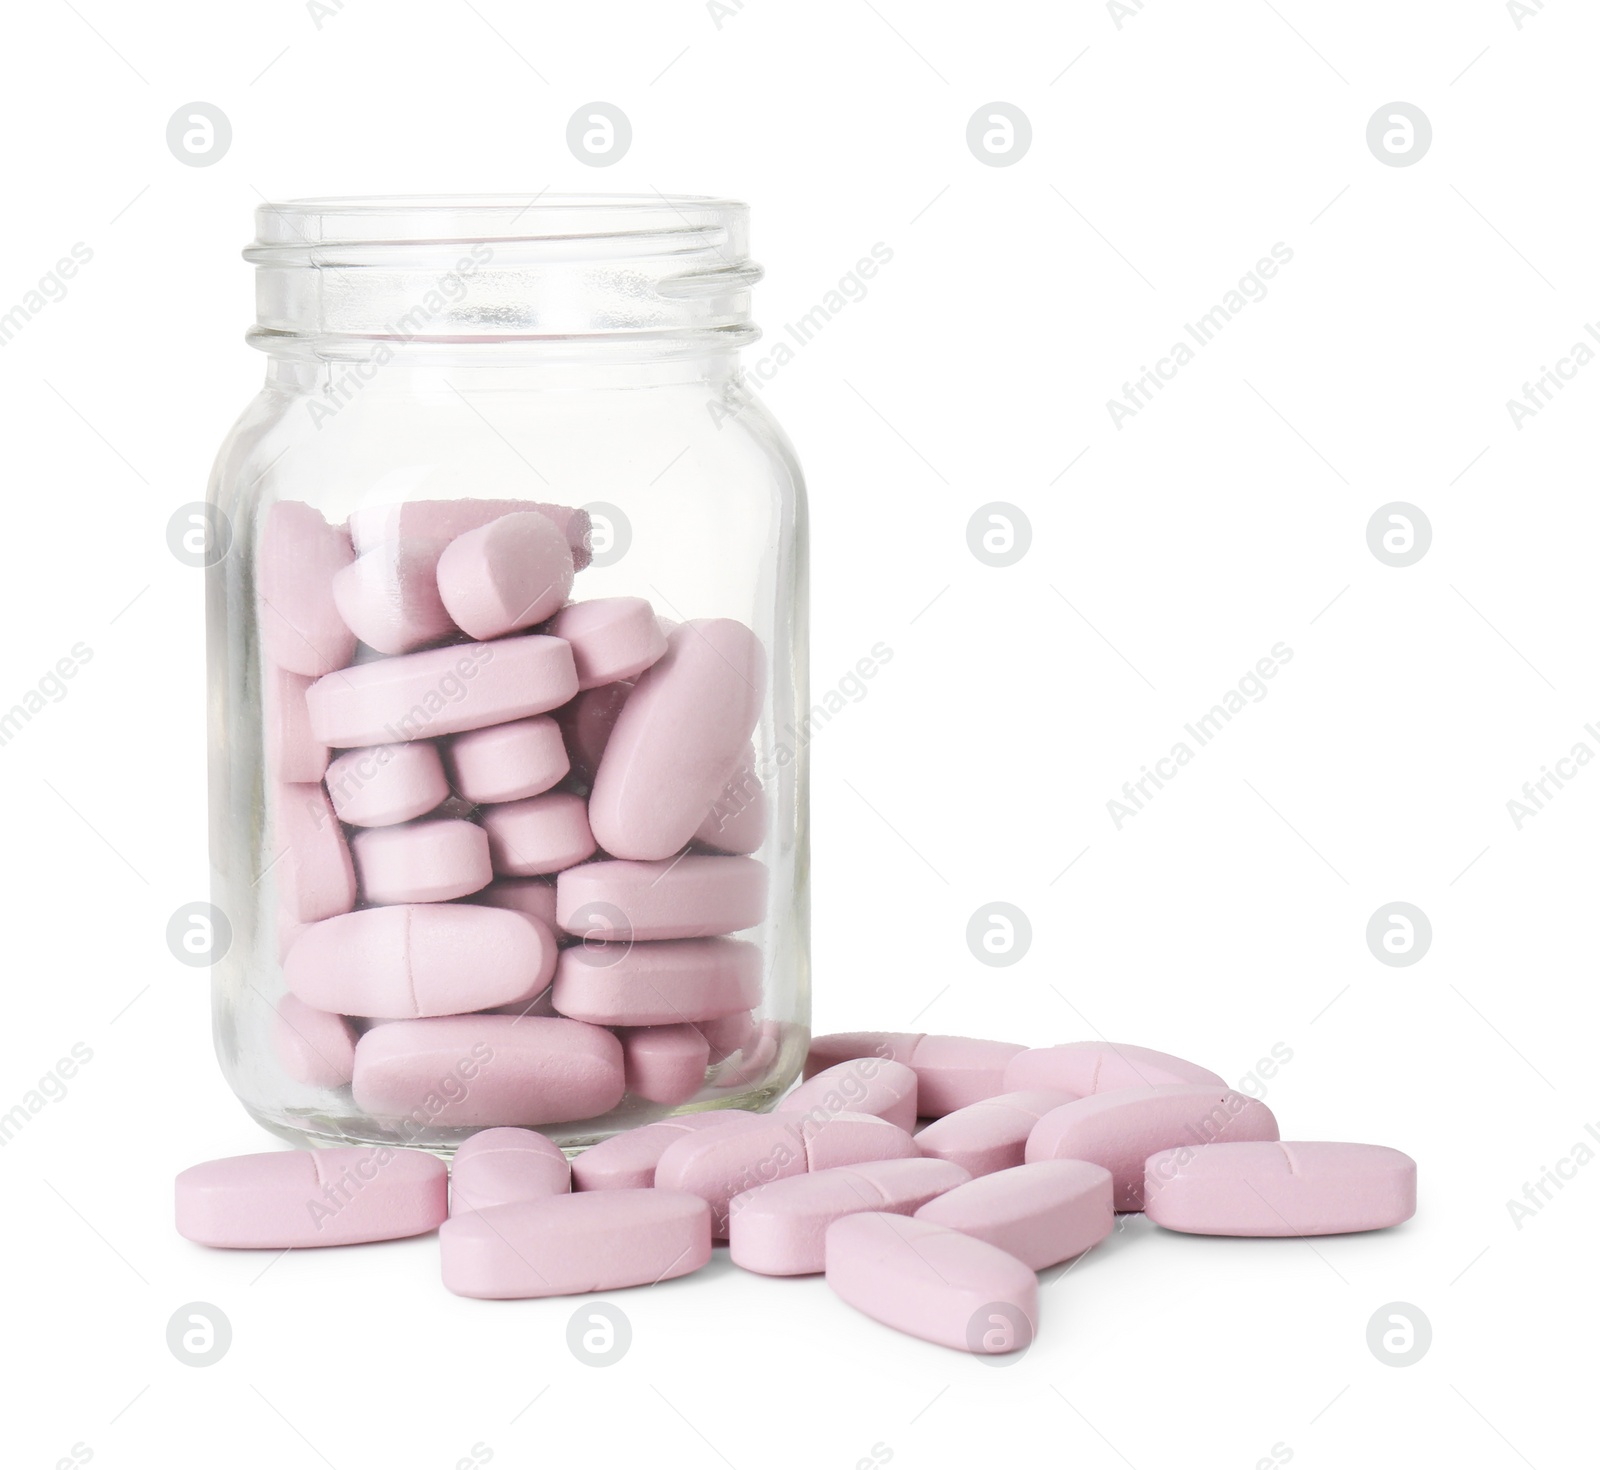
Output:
[{"xmin": 2, "ymin": 2, "xmax": 1596, "ymax": 1466}]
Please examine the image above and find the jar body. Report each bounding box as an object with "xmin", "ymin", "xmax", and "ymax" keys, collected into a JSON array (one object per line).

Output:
[{"xmin": 207, "ymin": 343, "xmax": 808, "ymax": 1152}]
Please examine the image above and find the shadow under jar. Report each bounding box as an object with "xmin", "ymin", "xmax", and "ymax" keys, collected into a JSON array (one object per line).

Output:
[{"xmin": 206, "ymin": 195, "xmax": 809, "ymax": 1153}]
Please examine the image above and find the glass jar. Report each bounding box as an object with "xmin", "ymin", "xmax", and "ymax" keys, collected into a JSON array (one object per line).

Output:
[{"xmin": 205, "ymin": 195, "xmax": 808, "ymax": 1153}]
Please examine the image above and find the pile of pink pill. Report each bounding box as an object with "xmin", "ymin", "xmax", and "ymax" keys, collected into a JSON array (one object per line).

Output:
[
  {"xmin": 259, "ymin": 496, "xmax": 779, "ymax": 1127},
  {"xmin": 176, "ymin": 1033, "xmax": 1417, "ymax": 1354}
]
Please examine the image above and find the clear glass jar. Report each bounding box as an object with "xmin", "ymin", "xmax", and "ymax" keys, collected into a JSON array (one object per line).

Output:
[{"xmin": 205, "ymin": 195, "xmax": 808, "ymax": 1153}]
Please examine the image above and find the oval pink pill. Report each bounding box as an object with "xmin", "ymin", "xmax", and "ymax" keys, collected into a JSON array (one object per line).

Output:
[
  {"xmin": 776, "ymin": 1058, "xmax": 919, "ymax": 1133},
  {"xmin": 571, "ymin": 1111, "xmax": 770, "ymax": 1192},
  {"xmin": 729, "ymin": 1157, "xmax": 971, "ymax": 1276},
  {"xmin": 552, "ymin": 937, "xmax": 761, "ymax": 1026},
  {"xmin": 257, "ymin": 501, "xmax": 356, "ymax": 676},
  {"xmin": 264, "ymin": 667, "xmax": 328, "ymax": 783},
  {"xmin": 590, "ymin": 619, "xmax": 766, "ymax": 861},
  {"xmin": 1144, "ymin": 1141, "xmax": 1417, "ymax": 1236},
  {"xmin": 351, "ymin": 818, "xmax": 492, "ymax": 904},
  {"xmin": 480, "ymin": 790, "xmax": 596, "ymax": 876},
  {"xmin": 274, "ymin": 781, "xmax": 356, "ymax": 924},
  {"xmin": 324, "ymin": 742, "xmax": 450, "ymax": 827},
  {"xmin": 915, "ymin": 1160, "xmax": 1115, "ymax": 1270},
  {"xmin": 284, "ymin": 904, "xmax": 554, "ymax": 1018},
  {"xmin": 441, "ymin": 1189, "xmax": 711, "ymax": 1299},
  {"xmin": 1004, "ymin": 1041, "xmax": 1225, "ymax": 1096},
  {"xmin": 556, "ymin": 856, "xmax": 768, "ymax": 941},
  {"xmin": 353, "ymin": 1015, "xmax": 624, "ymax": 1127},
  {"xmin": 804, "ymin": 1032, "xmax": 1026, "ymax": 1117},
  {"xmin": 306, "ymin": 635, "xmax": 577, "ymax": 748},
  {"xmin": 450, "ymin": 1127, "xmax": 571, "ymax": 1215},
  {"xmin": 657, "ymin": 1112, "xmax": 916, "ymax": 1237},
  {"xmin": 547, "ymin": 597, "xmax": 668, "ymax": 690},
  {"xmin": 273, "ymin": 993, "xmax": 357, "ymax": 1091},
  {"xmin": 913, "ymin": 1090, "xmax": 1079, "ymax": 1178},
  {"xmin": 436, "ymin": 510, "xmax": 575, "ymax": 641},
  {"xmin": 826, "ymin": 1213, "xmax": 1039, "ymax": 1355},
  {"xmin": 448, "ymin": 716, "xmax": 569, "ymax": 804},
  {"xmin": 1026, "ymin": 1084, "xmax": 1280, "ymax": 1212},
  {"xmin": 176, "ymin": 1147, "xmax": 446, "ymax": 1248}
]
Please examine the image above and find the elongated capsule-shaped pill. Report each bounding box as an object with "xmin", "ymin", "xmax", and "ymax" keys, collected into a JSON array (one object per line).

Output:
[
  {"xmin": 1027, "ymin": 1084, "xmax": 1280, "ymax": 1212},
  {"xmin": 804, "ymin": 1032, "xmax": 1026, "ymax": 1117},
  {"xmin": 449, "ymin": 1127, "xmax": 571, "ymax": 1216},
  {"xmin": 913, "ymin": 1090, "xmax": 1079, "ymax": 1178},
  {"xmin": 1144, "ymin": 1141, "xmax": 1417, "ymax": 1236},
  {"xmin": 176, "ymin": 1148, "xmax": 446, "ymax": 1249},
  {"xmin": 441, "ymin": 1189, "xmax": 712, "ymax": 1299},
  {"xmin": 1005, "ymin": 1041, "xmax": 1224, "ymax": 1095},
  {"xmin": 776, "ymin": 1058, "xmax": 919, "ymax": 1133},
  {"xmin": 915, "ymin": 1160, "xmax": 1115, "ymax": 1270}
]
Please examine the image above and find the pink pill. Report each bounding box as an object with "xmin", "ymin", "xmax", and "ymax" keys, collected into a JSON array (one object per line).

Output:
[
  {"xmin": 555, "ymin": 681, "xmax": 631, "ymax": 786},
  {"xmin": 805, "ymin": 1032, "xmax": 1026, "ymax": 1117},
  {"xmin": 1027, "ymin": 1084, "xmax": 1281, "ymax": 1212},
  {"xmin": 354, "ymin": 1015, "xmax": 624, "ymax": 1126},
  {"xmin": 449, "ymin": 1127, "xmax": 571, "ymax": 1215},
  {"xmin": 324, "ymin": 742, "xmax": 450, "ymax": 827},
  {"xmin": 351, "ymin": 818, "xmax": 492, "ymax": 904},
  {"xmin": 175, "ymin": 1147, "xmax": 446, "ymax": 1249},
  {"xmin": 448, "ymin": 716, "xmax": 569, "ymax": 804},
  {"xmin": 913, "ymin": 1090, "xmax": 1080, "ymax": 1178},
  {"xmin": 826, "ymin": 1213, "xmax": 1038, "ymax": 1355},
  {"xmin": 349, "ymin": 498, "xmax": 591, "ymax": 572},
  {"xmin": 1005, "ymin": 1041, "xmax": 1225, "ymax": 1096},
  {"xmin": 776, "ymin": 1058, "xmax": 919, "ymax": 1133},
  {"xmin": 257, "ymin": 501, "xmax": 356, "ymax": 676},
  {"xmin": 264, "ymin": 667, "xmax": 329, "ymax": 783},
  {"xmin": 1144, "ymin": 1141, "xmax": 1417, "ymax": 1237},
  {"xmin": 481, "ymin": 790, "xmax": 596, "ymax": 875},
  {"xmin": 274, "ymin": 781, "xmax": 356, "ymax": 924},
  {"xmin": 658, "ymin": 1112, "xmax": 917, "ymax": 1237},
  {"xmin": 285, "ymin": 903, "xmax": 555, "ymax": 1018},
  {"xmin": 436, "ymin": 511, "xmax": 575, "ymax": 641},
  {"xmin": 441, "ymin": 1189, "xmax": 711, "ymax": 1299},
  {"xmin": 306, "ymin": 636, "xmax": 578, "ymax": 749},
  {"xmin": 553, "ymin": 937, "xmax": 761, "ymax": 1026},
  {"xmin": 618, "ymin": 1024, "xmax": 712, "ymax": 1104},
  {"xmin": 915, "ymin": 1160, "xmax": 1115, "ymax": 1270},
  {"xmin": 571, "ymin": 1112, "xmax": 770, "ymax": 1192},
  {"xmin": 556, "ymin": 856, "xmax": 768, "ymax": 941},
  {"xmin": 695, "ymin": 1010, "xmax": 756, "ymax": 1063},
  {"xmin": 474, "ymin": 877, "xmax": 558, "ymax": 930},
  {"xmin": 729, "ymin": 1157, "xmax": 971, "ymax": 1276},
  {"xmin": 273, "ymin": 993, "xmax": 358, "ymax": 1090},
  {"xmin": 695, "ymin": 750, "xmax": 767, "ymax": 855},
  {"xmin": 590, "ymin": 619, "xmax": 766, "ymax": 861},
  {"xmin": 331, "ymin": 537, "xmax": 457, "ymax": 655},
  {"xmin": 546, "ymin": 597, "xmax": 668, "ymax": 690}
]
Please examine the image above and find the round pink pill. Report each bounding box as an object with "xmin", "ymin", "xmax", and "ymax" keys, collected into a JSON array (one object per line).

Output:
[
  {"xmin": 546, "ymin": 597, "xmax": 668, "ymax": 690},
  {"xmin": 480, "ymin": 790, "xmax": 596, "ymax": 876},
  {"xmin": 331, "ymin": 537, "xmax": 457, "ymax": 655},
  {"xmin": 450, "ymin": 1127, "xmax": 571, "ymax": 1215},
  {"xmin": 436, "ymin": 510, "xmax": 575, "ymax": 641},
  {"xmin": 448, "ymin": 716, "xmax": 570, "ymax": 804},
  {"xmin": 324, "ymin": 742, "xmax": 451, "ymax": 827},
  {"xmin": 351, "ymin": 818, "xmax": 492, "ymax": 904},
  {"xmin": 556, "ymin": 681, "xmax": 631, "ymax": 785},
  {"xmin": 273, "ymin": 993, "xmax": 357, "ymax": 1091},
  {"xmin": 617, "ymin": 1024, "xmax": 712, "ymax": 1105},
  {"xmin": 556, "ymin": 855, "xmax": 768, "ymax": 941},
  {"xmin": 553, "ymin": 937, "xmax": 761, "ymax": 1026}
]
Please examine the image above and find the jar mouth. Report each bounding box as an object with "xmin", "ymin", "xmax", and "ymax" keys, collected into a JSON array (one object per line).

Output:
[{"xmin": 246, "ymin": 193, "xmax": 761, "ymax": 354}]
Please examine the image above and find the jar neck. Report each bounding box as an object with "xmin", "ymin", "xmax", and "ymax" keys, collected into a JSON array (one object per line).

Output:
[{"xmin": 246, "ymin": 195, "xmax": 762, "ymax": 363}]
